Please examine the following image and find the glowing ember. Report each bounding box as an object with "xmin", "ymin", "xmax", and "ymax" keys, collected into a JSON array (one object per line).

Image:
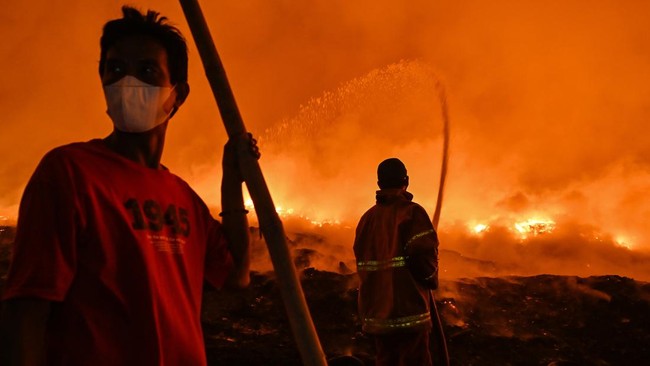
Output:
[
  {"xmin": 514, "ymin": 218, "xmax": 556, "ymax": 237},
  {"xmin": 472, "ymin": 224, "xmax": 489, "ymax": 234},
  {"xmin": 615, "ymin": 236, "xmax": 633, "ymax": 249},
  {"xmin": 306, "ymin": 218, "xmax": 341, "ymax": 227},
  {"xmin": 275, "ymin": 206, "xmax": 295, "ymax": 216},
  {"xmin": 243, "ymin": 198, "xmax": 340, "ymax": 227},
  {"xmin": 245, "ymin": 198, "xmax": 297, "ymax": 218}
]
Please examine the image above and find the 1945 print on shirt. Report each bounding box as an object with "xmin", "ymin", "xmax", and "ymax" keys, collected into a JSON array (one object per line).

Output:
[{"xmin": 124, "ymin": 198, "xmax": 190, "ymax": 254}]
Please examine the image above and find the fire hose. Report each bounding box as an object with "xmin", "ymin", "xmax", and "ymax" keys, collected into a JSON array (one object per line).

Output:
[
  {"xmin": 177, "ymin": 1, "xmax": 328, "ymax": 365},
  {"xmin": 432, "ymin": 84, "xmax": 449, "ymax": 231},
  {"xmin": 430, "ymin": 84, "xmax": 451, "ymax": 366}
]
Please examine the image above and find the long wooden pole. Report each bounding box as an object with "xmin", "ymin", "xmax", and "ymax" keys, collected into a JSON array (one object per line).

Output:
[{"xmin": 177, "ymin": 1, "xmax": 327, "ymax": 365}]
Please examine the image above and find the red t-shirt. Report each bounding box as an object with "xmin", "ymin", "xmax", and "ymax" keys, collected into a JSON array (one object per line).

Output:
[{"xmin": 2, "ymin": 139, "xmax": 233, "ymax": 365}]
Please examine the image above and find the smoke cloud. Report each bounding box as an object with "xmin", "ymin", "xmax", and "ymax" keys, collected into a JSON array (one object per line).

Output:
[{"xmin": 1, "ymin": 1, "xmax": 649, "ymax": 279}]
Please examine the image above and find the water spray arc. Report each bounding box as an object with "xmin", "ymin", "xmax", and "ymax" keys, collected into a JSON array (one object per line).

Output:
[{"xmin": 178, "ymin": 1, "xmax": 327, "ymax": 365}]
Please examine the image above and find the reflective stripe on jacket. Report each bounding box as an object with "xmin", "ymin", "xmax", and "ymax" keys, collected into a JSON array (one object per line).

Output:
[{"xmin": 354, "ymin": 189, "xmax": 439, "ymax": 335}]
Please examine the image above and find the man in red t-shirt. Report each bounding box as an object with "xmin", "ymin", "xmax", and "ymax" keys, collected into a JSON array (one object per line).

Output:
[{"xmin": 0, "ymin": 6, "xmax": 255, "ymax": 365}]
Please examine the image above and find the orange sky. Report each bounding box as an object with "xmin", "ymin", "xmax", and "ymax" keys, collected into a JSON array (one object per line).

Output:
[{"xmin": 1, "ymin": 1, "xmax": 649, "ymax": 278}]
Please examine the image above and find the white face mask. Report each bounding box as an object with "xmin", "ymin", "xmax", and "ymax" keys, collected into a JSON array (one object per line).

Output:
[{"xmin": 103, "ymin": 75, "xmax": 176, "ymax": 133}]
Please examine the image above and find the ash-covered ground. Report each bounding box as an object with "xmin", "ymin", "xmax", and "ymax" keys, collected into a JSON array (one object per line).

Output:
[
  {"xmin": 1, "ymin": 225, "xmax": 649, "ymax": 365},
  {"xmin": 201, "ymin": 270, "xmax": 650, "ymax": 365}
]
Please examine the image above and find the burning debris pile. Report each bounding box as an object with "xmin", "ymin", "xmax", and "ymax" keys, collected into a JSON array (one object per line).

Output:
[{"xmin": 1, "ymin": 225, "xmax": 649, "ymax": 365}]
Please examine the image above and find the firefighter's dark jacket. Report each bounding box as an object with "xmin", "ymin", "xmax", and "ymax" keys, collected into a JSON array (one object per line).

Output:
[{"xmin": 354, "ymin": 188, "xmax": 439, "ymax": 334}]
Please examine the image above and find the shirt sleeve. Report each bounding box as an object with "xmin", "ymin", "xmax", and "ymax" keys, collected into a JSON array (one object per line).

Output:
[
  {"xmin": 2, "ymin": 150, "xmax": 80, "ymax": 301},
  {"xmin": 203, "ymin": 219, "xmax": 234, "ymax": 289},
  {"xmin": 403, "ymin": 204, "xmax": 439, "ymax": 289}
]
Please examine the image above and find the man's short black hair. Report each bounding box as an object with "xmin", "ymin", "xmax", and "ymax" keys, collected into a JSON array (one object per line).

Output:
[
  {"xmin": 377, "ymin": 158, "xmax": 408, "ymax": 189},
  {"xmin": 99, "ymin": 6, "xmax": 188, "ymax": 85}
]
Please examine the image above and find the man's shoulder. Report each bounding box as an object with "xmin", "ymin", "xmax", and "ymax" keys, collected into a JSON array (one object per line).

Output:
[
  {"xmin": 408, "ymin": 201, "xmax": 431, "ymax": 216},
  {"xmin": 407, "ymin": 200, "xmax": 428, "ymax": 212},
  {"xmin": 43, "ymin": 139, "xmax": 102, "ymax": 160},
  {"xmin": 360, "ymin": 203, "xmax": 381, "ymax": 217},
  {"xmin": 356, "ymin": 205, "xmax": 379, "ymax": 227},
  {"xmin": 31, "ymin": 140, "xmax": 101, "ymax": 171},
  {"xmin": 393, "ymin": 200, "xmax": 431, "ymax": 225},
  {"xmin": 361, "ymin": 199, "xmax": 426, "ymax": 215}
]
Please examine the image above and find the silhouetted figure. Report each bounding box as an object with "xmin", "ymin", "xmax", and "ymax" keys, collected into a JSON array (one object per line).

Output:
[
  {"xmin": 354, "ymin": 158, "xmax": 440, "ymax": 366},
  {"xmin": 0, "ymin": 6, "xmax": 257, "ymax": 365}
]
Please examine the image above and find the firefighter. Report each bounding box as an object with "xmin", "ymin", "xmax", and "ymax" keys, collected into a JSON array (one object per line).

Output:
[{"xmin": 354, "ymin": 158, "xmax": 440, "ymax": 366}]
